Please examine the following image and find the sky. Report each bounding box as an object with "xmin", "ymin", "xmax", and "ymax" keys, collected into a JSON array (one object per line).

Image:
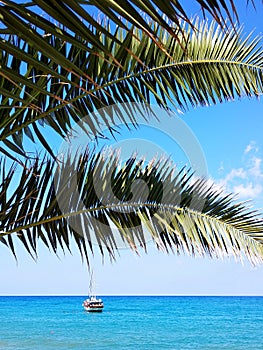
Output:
[{"xmin": 1, "ymin": 2, "xmax": 263, "ymax": 296}]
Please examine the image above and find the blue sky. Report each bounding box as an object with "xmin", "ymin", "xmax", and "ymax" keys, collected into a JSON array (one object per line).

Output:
[{"xmin": 1, "ymin": 2, "xmax": 263, "ymax": 296}]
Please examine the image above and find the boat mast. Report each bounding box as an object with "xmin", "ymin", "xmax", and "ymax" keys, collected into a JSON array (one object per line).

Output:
[{"xmin": 89, "ymin": 269, "xmax": 95, "ymax": 297}]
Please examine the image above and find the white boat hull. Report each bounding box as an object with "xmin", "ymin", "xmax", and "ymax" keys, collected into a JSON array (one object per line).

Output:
[
  {"xmin": 83, "ymin": 297, "xmax": 104, "ymax": 312},
  {"xmin": 83, "ymin": 306, "xmax": 103, "ymax": 312}
]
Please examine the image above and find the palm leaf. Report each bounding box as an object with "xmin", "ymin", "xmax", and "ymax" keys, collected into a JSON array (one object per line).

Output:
[
  {"xmin": 1, "ymin": 0, "xmax": 263, "ymax": 266},
  {"xmin": 0, "ymin": 1, "xmax": 253, "ymax": 39},
  {"xmin": 1, "ymin": 19, "xmax": 263, "ymax": 158},
  {"xmin": 1, "ymin": 151, "xmax": 263, "ymax": 264}
]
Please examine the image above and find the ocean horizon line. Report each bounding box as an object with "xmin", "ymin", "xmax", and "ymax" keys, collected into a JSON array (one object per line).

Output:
[{"xmin": 1, "ymin": 293, "xmax": 263, "ymax": 297}]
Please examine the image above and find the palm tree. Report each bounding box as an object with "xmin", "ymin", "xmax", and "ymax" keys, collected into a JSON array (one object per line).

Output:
[{"xmin": 0, "ymin": 0, "xmax": 263, "ymax": 266}]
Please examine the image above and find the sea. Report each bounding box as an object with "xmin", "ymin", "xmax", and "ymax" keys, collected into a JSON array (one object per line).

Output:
[{"xmin": 0, "ymin": 296, "xmax": 263, "ymax": 350}]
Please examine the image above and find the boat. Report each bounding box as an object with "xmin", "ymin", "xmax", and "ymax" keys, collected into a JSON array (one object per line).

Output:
[
  {"xmin": 83, "ymin": 296, "xmax": 104, "ymax": 312},
  {"xmin": 82, "ymin": 271, "xmax": 104, "ymax": 312}
]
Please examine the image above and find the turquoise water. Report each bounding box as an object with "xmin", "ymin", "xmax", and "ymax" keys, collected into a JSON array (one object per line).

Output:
[{"xmin": 0, "ymin": 296, "xmax": 263, "ymax": 349}]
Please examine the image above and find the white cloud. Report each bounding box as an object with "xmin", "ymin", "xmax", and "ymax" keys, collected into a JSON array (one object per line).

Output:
[
  {"xmin": 233, "ymin": 183, "xmax": 263, "ymax": 199},
  {"xmin": 215, "ymin": 143, "xmax": 263, "ymax": 201},
  {"xmin": 244, "ymin": 144, "xmax": 253, "ymax": 154},
  {"xmin": 249, "ymin": 157, "xmax": 263, "ymax": 178},
  {"xmin": 244, "ymin": 141, "xmax": 259, "ymax": 155},
  {"xmin": 217, "ymin": 168, "xmax": 247, "ymax": 190},
  {"xmin": 225, "ymin": 168, "xmax": 247, "ymax": 182}
]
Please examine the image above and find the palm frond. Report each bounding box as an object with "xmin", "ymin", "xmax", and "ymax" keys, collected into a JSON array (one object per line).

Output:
[
  {"xmin": 1, "ymin": 19, "xmax": 263, "ymax": 158},
  {"xmin": 0, "ymin": 1, "xmax": 252, "ymax": 39},
  {"xmin": 1, "ymin": 151, "xmax": 263, "ymax": 264}
]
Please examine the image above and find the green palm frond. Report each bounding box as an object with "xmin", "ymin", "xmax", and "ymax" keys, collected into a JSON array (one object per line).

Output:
[
  {"xmin": 1, "ymin": 152, "xmax": 263, "ymax": 264},
  {"xmin": 1, "ymin": 19, "xmax": 263, "ymax": 158},
  {"xmin": 1, "ymin": 0, "xmax": 263, "ymax": 267},
  {"xmin": 0, "ymin": 1, "xmax": 252, "ymax": 38}
]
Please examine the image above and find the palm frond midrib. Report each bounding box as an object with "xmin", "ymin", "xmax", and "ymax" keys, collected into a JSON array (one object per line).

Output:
[
  {"xmin": 2, "ymin": 199, "xmax": 262, "ymax": 236},
  {"xmin": 2, "ymin": 54, "xmax": 262, "ymax": 142}
]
